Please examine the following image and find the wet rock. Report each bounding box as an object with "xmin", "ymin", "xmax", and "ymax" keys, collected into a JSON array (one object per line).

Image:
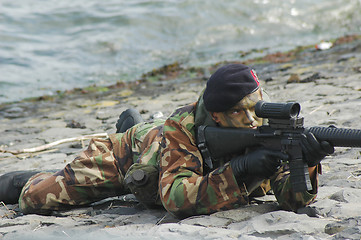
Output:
[
  {"xmin": 211, "ymin": 202, "xmax": 279, "ymax": 222},
  {"xmin": 325, "ymin": 217, "xmax": 361, "ymax": 238},
  {"xmin": 333, "ymin": 226, "xmax": 361, "ymax": 240},
  {"xmin": 37, "ymin": 127, "xmax": 88, "ymax": 141},
  {"xmin": 325, "ymin": 221, "xmax": 347, "ymax": 235},
  {"xmin": 151, "ymin": 111, "xmax": 164, "ymax": 119},
  {"xmin": 353, "ymin": 66, "xmax": 361, "ymax": 73},
  {"xmin": 297, "ymin": 206, "xmax": 319, "ymax": 217},
  {"xmin": 287, "ymin": 73, "xmax": 300, "ymax": 83},
  {"xmin": 337, "ymin": 53, "xmax": 356, "ymax": 62},
  {"xmin": 179, "ymin": 215, "xmax": 231, "ymax": 228},
  {"xmin": 228, "ymin": 210, "xmax": 333, "ymax": 238},
  {"xmin": 2, "ymin": 106, "xmax": 27, "ymax": 119},
  {"xmin": 300, "ymin": 72, "xmax": 323, "ymax": 83},
  {"xmin": 66, "ymin": 120, "xmax": 86, "ymax": 129},
  {"xmin": 150, "ymin": 223, "xmax": 246, "ymax": 240},
  {"xmin": 96, "ymin": 110, "xmax": 113, "ymax": 120},
  {"xmin": 329, "ymin": 190, "xmax": 348, "ymax": 203}
]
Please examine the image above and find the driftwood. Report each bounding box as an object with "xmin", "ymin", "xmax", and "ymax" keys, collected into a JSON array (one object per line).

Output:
[
  {"xmin": 0, "ymin": 133, "xmax": 108, "ymax": 155},
  {"xmin": 0, "ymin": 201, "xmax": 16, "ymax": 218}
]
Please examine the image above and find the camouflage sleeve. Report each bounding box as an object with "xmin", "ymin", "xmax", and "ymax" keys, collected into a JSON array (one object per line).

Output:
[
  {"xmin": 270, "ymin": 163, "xmax": 318, "ymax": 211},
  {"xmin": 159, "ymin": 118, "xmax": 249, "ymax": 219}
]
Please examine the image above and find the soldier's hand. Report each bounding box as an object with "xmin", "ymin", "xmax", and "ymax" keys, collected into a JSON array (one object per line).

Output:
[
  {"xmin": 300, "ymin": 132, "xmax": 334, "ymax": 167},
  {"xmin": 230, "ymin": 148, "xmax": 289, "ymax": 180}
]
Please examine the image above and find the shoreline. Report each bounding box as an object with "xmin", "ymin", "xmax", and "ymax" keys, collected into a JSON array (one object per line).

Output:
[{"xmin": 1, "ymin": 34, "xmax": 359, "ymax": 109}]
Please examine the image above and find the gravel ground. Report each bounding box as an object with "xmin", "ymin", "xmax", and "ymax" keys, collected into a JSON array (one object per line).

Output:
[{"xmin": 0, "ymin": 37, "xmax": 360, "ymax": 240}]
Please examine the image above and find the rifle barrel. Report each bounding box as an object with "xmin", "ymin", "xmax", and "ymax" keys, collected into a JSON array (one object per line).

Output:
[{"xmin": 307, "ymin": 127, "xmax": 361, "ymax": 147}]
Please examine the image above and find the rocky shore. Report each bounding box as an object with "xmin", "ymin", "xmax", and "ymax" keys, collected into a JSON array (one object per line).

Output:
[{"xmin": 0, "ymin": 35, "xmax": 360, "ymax": 239}]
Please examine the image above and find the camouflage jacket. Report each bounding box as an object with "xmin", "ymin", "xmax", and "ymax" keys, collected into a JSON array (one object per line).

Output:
[{"xmin": 158, "ymin": 100, "xmax": 318, "ymax": 218}]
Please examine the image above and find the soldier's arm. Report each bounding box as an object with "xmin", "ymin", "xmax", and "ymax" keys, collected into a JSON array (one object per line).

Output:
[
  {"xmin": 270, "ymin": 163, "xmax": 319, "ymax": 211},
  {"xmin": 159, "ymin": 119, "xmax": 249, "ymax": 218}
]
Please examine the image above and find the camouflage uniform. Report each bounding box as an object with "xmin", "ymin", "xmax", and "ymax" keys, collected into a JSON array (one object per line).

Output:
[
  {"xmin": 19, "ymin": 100, "xmax": 318, "ymax": 218},
  {"xmin": 19, "ymin": 119, "xmax": 164, "ymax": 213}
]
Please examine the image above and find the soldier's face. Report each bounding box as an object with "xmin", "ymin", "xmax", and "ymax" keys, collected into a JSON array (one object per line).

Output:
[{"xmin": 211, "ymin": 89, "xmax": 263, "ymax": 128}]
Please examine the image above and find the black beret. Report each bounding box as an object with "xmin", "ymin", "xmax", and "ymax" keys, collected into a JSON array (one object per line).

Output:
[{"xmin": 203, "ymin": 64, "xmax": 260, "ymax": 112}]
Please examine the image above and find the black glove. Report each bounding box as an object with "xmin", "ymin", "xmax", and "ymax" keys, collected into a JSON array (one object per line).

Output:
[
  {"xmin": 230, "ymin": 148, "xmax": 289, "ymax": 180},
  {"xmin": 300, "ymin": 132, "xmax": 334, "ymax": 167}
]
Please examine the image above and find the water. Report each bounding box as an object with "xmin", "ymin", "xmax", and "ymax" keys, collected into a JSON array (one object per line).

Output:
[{"xmin": 0, "ymin": 0, "xmax": 360, "ymax": 103}]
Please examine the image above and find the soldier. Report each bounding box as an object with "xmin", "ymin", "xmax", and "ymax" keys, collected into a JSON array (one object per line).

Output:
[{"xmin": 0, "ymin": 64, "xmax": 334, "ymax": 218}]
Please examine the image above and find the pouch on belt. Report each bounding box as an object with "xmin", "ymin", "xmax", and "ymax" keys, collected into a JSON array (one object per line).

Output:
[{"xmin": 124, "ymin": 163, "xmax": 161, "ymax": 208}]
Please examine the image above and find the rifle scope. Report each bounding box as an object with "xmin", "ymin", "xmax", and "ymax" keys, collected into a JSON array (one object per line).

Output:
[{"xmin": 255, "ymin": 101, "xmax": 301, "ymax": 119}]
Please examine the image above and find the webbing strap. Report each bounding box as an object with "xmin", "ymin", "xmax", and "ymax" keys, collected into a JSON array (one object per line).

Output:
[{"xmin": 197, "ymin": 125, "xmax": 213, "ymax": 170}]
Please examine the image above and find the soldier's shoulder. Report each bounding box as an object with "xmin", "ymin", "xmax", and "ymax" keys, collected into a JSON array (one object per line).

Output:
[
  {"xmin": 168, "ymin": 102, "xmax": 197, "ymax": 123},
  {"xmin": 164, "ymin": 102, "xmax": 197, "ymax": 134}
]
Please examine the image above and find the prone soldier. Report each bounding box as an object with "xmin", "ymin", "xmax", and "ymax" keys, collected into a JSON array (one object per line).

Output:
[{"xmin": 0, "ymin": 64, "xmax": 334, "ymax": 218}]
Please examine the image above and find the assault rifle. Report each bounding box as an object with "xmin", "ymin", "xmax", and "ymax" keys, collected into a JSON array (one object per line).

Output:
[{"xmin": 197, "ymin": 101, "xmax": 361, "ymax": 192}]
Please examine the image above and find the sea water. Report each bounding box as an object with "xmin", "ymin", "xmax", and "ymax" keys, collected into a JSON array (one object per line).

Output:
[{"xmin": 0, "ymin": 0, "xmax": 360, "ymax": 103}]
